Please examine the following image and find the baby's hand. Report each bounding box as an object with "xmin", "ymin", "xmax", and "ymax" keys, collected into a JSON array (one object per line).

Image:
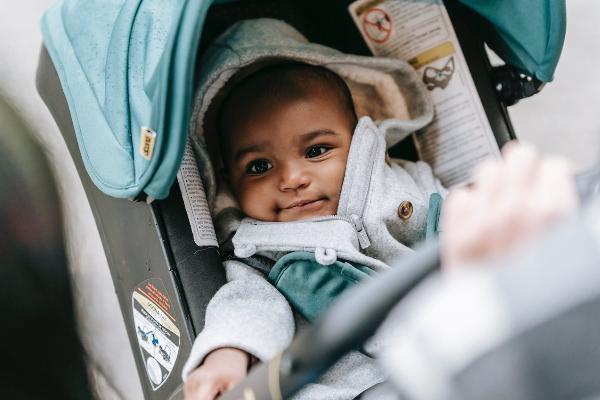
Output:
[
  {"xmin": 184, "ymin": 347, "xmax": 250, "ymax": 400},
  {"xmin": 442, "ymin": 142, "xmax": 577, "ymax": 268}
]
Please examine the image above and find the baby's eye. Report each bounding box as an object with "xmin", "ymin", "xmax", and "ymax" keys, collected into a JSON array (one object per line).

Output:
[
  {"xmin": 305, "ymin": 145, "xmax": 332, "ymax": 158},
  {"xmin": 246, "ymin": 159, "xmax": 272, "ymax": 175}
]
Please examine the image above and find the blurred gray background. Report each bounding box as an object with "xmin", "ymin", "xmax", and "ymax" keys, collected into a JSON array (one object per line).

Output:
[{"xmin": 0, "ymin": 1, "xmax": 598, "ymax": 399}]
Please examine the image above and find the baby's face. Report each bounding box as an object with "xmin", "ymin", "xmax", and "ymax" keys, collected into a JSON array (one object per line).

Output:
[{"xmin": 223, "ymin": 94, "xmax": 353, "ymax": 222}]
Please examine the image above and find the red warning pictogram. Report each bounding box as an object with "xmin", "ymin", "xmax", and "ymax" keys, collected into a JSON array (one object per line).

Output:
[{"xmin": 362, "ymin": 8, "xmax": 393, "ymax": 44}]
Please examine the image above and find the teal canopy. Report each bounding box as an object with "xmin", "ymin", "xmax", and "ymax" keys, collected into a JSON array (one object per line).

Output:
[
  {"xmin": 40, "ymin": 0, "xmax": 566, "ymax": 200},
  {"xmin": 458, "ymin": 0, "xmax": 566, "ymax": 83},
  {"xmin": 41, "ymin": 0, "xmax": 215, "ymax": 200}
]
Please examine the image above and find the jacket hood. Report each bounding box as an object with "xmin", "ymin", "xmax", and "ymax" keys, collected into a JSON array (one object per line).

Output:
[{"xmin": 189, "ymin": 18, "xmax": 434, "ymax": 212}]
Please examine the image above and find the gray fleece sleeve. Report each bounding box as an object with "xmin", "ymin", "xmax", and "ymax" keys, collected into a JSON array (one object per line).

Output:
[{"xmin": 182, "ymin": 260, "xmax": 295, "ymax": 380}]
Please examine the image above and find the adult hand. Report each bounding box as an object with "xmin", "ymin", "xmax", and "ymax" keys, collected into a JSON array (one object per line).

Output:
[
  {"xmin": 442, "ymin": 142, "xmax": 577, "ymax": 268},
  {"xmin": 183, "ymin": 347, "xmax": 250, "ymax": 400}
]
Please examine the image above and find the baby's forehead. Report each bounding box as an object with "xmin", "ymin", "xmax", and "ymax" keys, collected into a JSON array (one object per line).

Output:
[
  {"xmin": 231, "ymin": 92, "xmax": 349, "ymax": 141},
  {"xmin": 221, "ymin": 65, "xmax": 354, "ymax": 128},
  {"xmin": 234, "ymin": 84, "xmax": 346, "ymax": 122},
  {"xmin": 224, "ymin": 68, "xmax": 346, "ymax": 112}
]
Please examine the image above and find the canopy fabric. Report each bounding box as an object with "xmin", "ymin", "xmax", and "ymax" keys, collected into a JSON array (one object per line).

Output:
[
  {"xmin": 40, "ymin": 0, "xmax": 566, "ymax": 200},
  {"xmin": 41, "ymin": 0, "xmax": 215, "ymax": 200},
  {"xmin": 458, "ymin": 0, "xmax": 566, "ymax": 82}
]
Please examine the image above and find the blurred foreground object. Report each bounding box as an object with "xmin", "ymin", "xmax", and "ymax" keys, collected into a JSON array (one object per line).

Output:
[
  {"xmin": 442, "ymin": 142, "xmax": 578, "ymax": 267},
  {"xmin": 382, "ymin": 196, "xmax": 600, "ymax": 400},
  {"xmin": 0, "ymin": 96, "xmax": 92, "ymax": 399}
]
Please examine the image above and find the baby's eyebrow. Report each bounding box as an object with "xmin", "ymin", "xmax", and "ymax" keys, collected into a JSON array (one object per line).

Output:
[
  {"xmin": 297, "ymin": 129, "xmax": 338, "ymax": 143},
  {"xmin": 234, "ymin": 144, "xmax": 265, "ymax": 162}
]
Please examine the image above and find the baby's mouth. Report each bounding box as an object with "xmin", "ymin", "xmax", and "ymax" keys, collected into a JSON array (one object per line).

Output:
[{"xmin": 283, "ymin": 197, "xmax": 327, "ymax": 211}]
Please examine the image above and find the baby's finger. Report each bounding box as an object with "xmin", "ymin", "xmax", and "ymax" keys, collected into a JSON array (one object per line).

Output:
[
  {"xmin": 185, "ymin": 381, "xmax": 221, "ymax": 400},
  {"xmin": 184, "ymin": 371, "xmax": 222, "ymax": 400}
]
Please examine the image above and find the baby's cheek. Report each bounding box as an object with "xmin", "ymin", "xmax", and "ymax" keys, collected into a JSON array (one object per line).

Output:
[
  {"xmin": 325, "ymin": 159, "xmax": 346, "ymax": 194},
  {"xmin": 238, "ymin": 184, "xmax": 278, "ymax": 222},
  {"xmin": 324, "ymin": 200, "xmax": 339, "ymax": 216}
]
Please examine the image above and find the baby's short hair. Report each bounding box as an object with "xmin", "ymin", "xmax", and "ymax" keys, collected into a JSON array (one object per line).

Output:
[{"xmin": 217, "ymin": 62, "xmax": 357, "ymax": 150}]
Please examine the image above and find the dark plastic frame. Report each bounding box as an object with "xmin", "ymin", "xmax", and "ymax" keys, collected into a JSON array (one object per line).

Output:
[{"xmin": 37, "ymin": 46, "xmax": 225, "ymax": 400}]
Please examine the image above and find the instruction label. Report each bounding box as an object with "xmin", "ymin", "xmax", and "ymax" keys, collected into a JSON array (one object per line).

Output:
[
  {"xmin": 132, "ymin": 279, "xmax": 180, "ymax": 391},
  {"xmin": 349, "ymin": 0, "xmax": 501, "ymax": 187},
  {"xmin": 177, "ymin": 140, "xmax": 219, "ymax": 247}
]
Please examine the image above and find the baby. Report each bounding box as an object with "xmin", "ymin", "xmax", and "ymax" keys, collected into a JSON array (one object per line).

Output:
[{"xmin": 183, "ymin": 18, "xmax": 445, "ymax": 400}]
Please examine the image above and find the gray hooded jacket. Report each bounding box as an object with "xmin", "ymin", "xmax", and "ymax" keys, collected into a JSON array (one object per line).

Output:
[{"xmin": 183, "ymin": 19, "xmax": 446, "ymax": 399}]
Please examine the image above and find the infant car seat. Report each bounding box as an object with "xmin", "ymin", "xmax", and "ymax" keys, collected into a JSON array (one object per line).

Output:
[{"xmin": 36, "ymin": 0, "xmax": 565, "ymax": 398}]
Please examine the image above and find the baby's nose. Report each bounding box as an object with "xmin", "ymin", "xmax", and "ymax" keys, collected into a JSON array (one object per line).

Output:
[{"xmin": 279, "ymin": 164, "xmax": 310, "ymax": 191}]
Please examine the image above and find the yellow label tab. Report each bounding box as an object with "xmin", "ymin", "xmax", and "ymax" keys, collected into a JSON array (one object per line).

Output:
[
  {"xmin": 139, "ymin": 127, "xmax": 157, "ymax": 160},
  {"xmin": 408, "ymin": 41, "xmax": 455, "ymax": 70}
]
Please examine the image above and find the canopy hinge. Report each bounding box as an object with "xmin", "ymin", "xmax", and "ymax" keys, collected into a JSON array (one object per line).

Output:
[{"xmin": 492, "ymin": 65, "xmax": 546, "ymax": 106}]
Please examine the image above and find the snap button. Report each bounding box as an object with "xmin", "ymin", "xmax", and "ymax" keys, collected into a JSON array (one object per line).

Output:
[
  {"xmin": 397, "ymin": 200, "xmax": 413, "ymax": 220},
  {"xmin": 234, "ymin": 243, "xmax": 257, "ymax": 258},
  {"xmin": 315, "ymin": 247, "xmax": 337, "ymax": 265}
]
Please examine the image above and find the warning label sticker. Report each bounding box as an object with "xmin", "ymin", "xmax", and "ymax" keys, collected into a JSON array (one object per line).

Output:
[
  {"xmin": 132, "ymin": 279, "xmax": 180, "ymax": 391},
  {"xmin": 362, "ymin": 7, "xmax": 393, "ymax": 44}
]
